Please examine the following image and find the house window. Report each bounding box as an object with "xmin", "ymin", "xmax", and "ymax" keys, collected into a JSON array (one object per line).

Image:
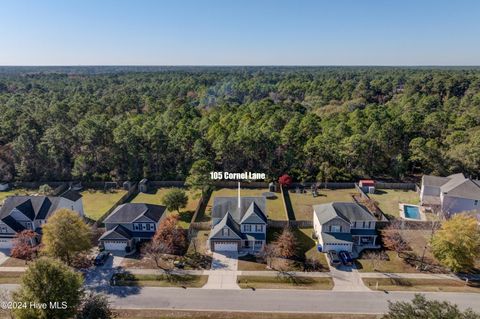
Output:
[
  {"xmin": 0, "ymin": 226, "xmax": 7, "ymax": 233},
  {"xmin": 244, "ymin": 225, "xmax": 252, "ymax": 232},
  {"xmin": 255, "ymin": 225, "xmax": 263, "ymax": 232},
  {"xmin": 254, "ymin": 240, "xmax": 263, "ymax": 246},
  {"xmin": 362, "ymin": 221, "xmax": 366, "ymax": 228},
  {"xmin": 475, "ymin": 200, "xmax": 478, "ymax": 206},
  {"xmin": 26, "ymin": 222, "xmax": 32, "ymax": 230},
  {"xmin": 133, "ymin": 224, "xmax": 140, "ymax": 231},
  {"xmin": 222, "ymin": 228, "xmax": 229, "ymax": 236},
  {"xmin": 331, "ymin": 225, "xmax": 340, "ymax": 232}
]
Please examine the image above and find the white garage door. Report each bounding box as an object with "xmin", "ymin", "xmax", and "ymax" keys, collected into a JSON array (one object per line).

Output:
[
  {"xmin": 103, "ymin": 240, "xmax": 127, "ymax": 251},
  {"xmin": 0, "ymin": 239, "xmax": 12, "ymax": 249},
  {"xmin": 214, "ymin": 242, "xmax": 238, "ymax": 251}
]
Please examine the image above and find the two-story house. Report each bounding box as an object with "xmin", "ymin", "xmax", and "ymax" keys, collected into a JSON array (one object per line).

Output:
[
  {"xmin": 0, "ymin": 189, "xmax": 84, "ymax": 249},
  {"xmin": 420, "ymin": 173, "xmax": 480, "ymax": 215},
  {"xmin": 313, "ymin": 202, "xmax": 378, "ymax": 255},
  {"xmin": 208, "ymin": 186, "xmax": 268, "ymax": 253},
  {"xmin": 99, "ymin": 203, "xmax": 166, "ymax": 251}
]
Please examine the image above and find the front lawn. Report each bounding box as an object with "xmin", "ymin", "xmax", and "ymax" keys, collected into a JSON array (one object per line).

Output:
[
  {"xmin": 237, "ymin": 275, "xmax": 333, "ymax": 290},
  {"xmin": 0, "ymin": 257, "xmax": 29, "ymax": 267},
  {"xmin": 0, "ymin": 272, "xmax": 23, "ymax": 284},
  {"xmin": 81, "ymin": 189, "xmax": 128, "ymax": 220},
  {"xmin": 368, "ymin": 189, "xmax": 419, "ymax": 219},
  {"xmin": 355, "ymin": 250, "xmax": 419, "ymax": 273},
  {"xmin": 289, "ymin": 189, "xmax": 357, "ymax": 220},
  {"xmin": 112, "ymin": 273, "xmax": 208, "ymax": 288},
  {"xmin": 363, "ymin": 277, "xmax": 480, "ymax": 293},
  {"xmin": 131, "ymin": 188, "xmax": 200, "ymax": 228},
  {"xmin": 238, "ymin": 227, "xmax": 328, "ymax": 272},
  {"xmin": 200, "ymin": 188, "xmax": 286, "ymax": 222}
]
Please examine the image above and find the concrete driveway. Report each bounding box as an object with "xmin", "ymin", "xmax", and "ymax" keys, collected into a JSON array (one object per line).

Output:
[
  {"xmin": 203, "ymin": 251, "xmax": 239, "ymax": 289},
  {"xmin": 0, "ymin": 249, "xmax": 10, "ymax": 266},
  {"xmin": 326, "ymin": 255, "xmax": 369, "ymax": 291},
  {"xmin": 99, "ymin": 251, "xmax": 126, "ymax": 269}
]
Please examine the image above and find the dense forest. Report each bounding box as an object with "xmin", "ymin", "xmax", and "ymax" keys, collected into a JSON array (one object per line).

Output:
[{"xmin": 0, "ymin": 66, "xmax": 479, "ymax": 183}]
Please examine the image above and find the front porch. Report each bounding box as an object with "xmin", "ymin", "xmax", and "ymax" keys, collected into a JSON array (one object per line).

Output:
[{"xmin": 240, "ymin": 239, "xmax": 265, "ymax": 255}]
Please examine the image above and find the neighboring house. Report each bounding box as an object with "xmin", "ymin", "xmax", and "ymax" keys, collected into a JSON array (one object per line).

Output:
[
  {"xmin": 420, "ymin": 173, "xmax": 480, "ymax": 215},
  {"xmin": 313, "ymin": 202, "xmax": 378, "ymax": 255},
  {"xmin": 0, "ymin": 189, "xmax": 84, "ymax": 249},
  {"xmin": 99, "ymin": 203, "xmax": 166, "ymax": 251},
  {"xmin": 208, "ymin": 186, "xmax": 268, "ymax": 253}
]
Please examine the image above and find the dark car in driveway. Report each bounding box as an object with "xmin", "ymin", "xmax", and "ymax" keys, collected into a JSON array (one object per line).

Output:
[
  {"xmin": 339, "ymin": 251, "xmax": 353, "ymax": 266},
  {"xmin": 327, "ymin": 250, "xmax": 341, "ymax": 267},
  {"xmin": 94, "ymin": 251, "xmax": 110, "ymax": 266}
]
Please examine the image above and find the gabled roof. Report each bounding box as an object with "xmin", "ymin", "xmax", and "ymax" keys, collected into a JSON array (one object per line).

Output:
[
  {"xmin": 0, "ymin": 196, "xmax": 62, "ymax": 221},
  {"xmin": 60, "ymin": 189, "xmax": 82, "ymax": 202},
  {"xmin": 103, "ymin": 203, "xmax": 166, "ymax": 224},
  {"xmin": 423, "ymin": 173, "xmax": 480, "ymax": 200},
  {"xmin": 321, "ymin": 232, "xmax": 352, "ymax": 245},
  {"xmin": 209, "ymin": 212, "xmax": 243, "ymax": 240},
  {"xmin": 211, "ymin": 196, "xmax": 267, "ymax": 224},
  {"xmin": 240, "ymin": 202, "xmax": 268, "ymax": 224},
  {"xmin": 313, "ymin": 202, "xmax": 376, "ymax": 224},
  {"xmin": 422, "ymin": 175, "xmax": 451, "ymax": 188},
  {"xmin": 99, "ymin": 225, "xmax": 132, "ymax": 241}
]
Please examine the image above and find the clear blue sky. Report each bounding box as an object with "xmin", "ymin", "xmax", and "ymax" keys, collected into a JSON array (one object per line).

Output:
[{"xmin": 1, "ymin": 0, "xmax": 479, "ymax": 65}]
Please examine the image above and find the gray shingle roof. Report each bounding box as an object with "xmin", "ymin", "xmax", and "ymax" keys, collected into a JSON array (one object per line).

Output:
[
  {"xmin": 313, "ymin": 202, "xmax": 376, "ymax": 224},
  {"xmin": 321, "ymin": 232, "xmax": 352, "ymax": 244},
  {"xmin": 103, "ymin": 203, "xmax": 166, "ymax": 224},
  {"xmin": 422, "ymin": 175, "xmax": 450, "ymax": 187},
  {"xmin": 209, "ymin": 212, "xmax": 243, "ymax": 240},
  {"xmin": 60, "ymin": 189, "xmax": 82, "ymax": 202},
  {"xmin": 423, "ymin": 173, "xmax": 480, "ymax": 200},
  {"xmin": 99, "ymin": 225, "xmax": 132, "ymax": 240},
  {"xmin": 211, "ymin": 196, "xmax": 267, "ymax": 223}
]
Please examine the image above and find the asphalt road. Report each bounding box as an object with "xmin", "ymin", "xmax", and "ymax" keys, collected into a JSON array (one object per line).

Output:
[{"xmin": 106, "ymin": 287, "xmax": 480, "ymax": 314}]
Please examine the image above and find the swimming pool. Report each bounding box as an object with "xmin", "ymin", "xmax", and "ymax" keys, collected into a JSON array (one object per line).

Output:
[{"xmin": 403, "ymin": 205, "xmax": 420, "ymax": 219}]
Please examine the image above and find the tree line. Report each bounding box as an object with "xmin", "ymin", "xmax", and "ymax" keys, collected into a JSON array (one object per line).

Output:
[{"xmin": 0, "ymin": 66, "xmax": 479, "ymax": 182}]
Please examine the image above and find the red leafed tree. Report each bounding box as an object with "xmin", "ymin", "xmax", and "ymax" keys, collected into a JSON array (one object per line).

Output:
[
  {"xmin": 11, "ymin": 230, "xmax": 38, "ymax": 262},
  {"xmin": 381, "ymin": 224, "xmax": 409, "ymax": 256},
  {"xmin": 278, "ymin": 174, "xmax": 293, "ymax": 187},
  {"xmin": 152, "ymin": 214, "xmax": 187, "ymax": 255}
]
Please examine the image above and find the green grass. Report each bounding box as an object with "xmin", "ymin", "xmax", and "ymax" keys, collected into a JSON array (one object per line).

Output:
[
  {"xmin": 112, "ymin": 273, "xmax": 208, "ymax": 287},
  {"xmin": 0, "ymin": 188, "xmax": 35, "ymax": 202},
  {"xmin": 363, "ymin": 278, "xmax": 480, "ymax": 293},
  {"xmin": 355, "ymin": 250, "xmax": 419, "ymax": 273},
  {"xmin": 289, "ymin": 189, "xmax": 357, "ymax": 220},
  {"xmin": 131, "ymin": 188, "xmax": 200, "ymax": 228},
  {"xmin": 237, "ymin": 275, "xmax": 333, "ymax": 290},
  {"xmin": 81, "ymin": 189, "xmax": 128, "ymax": 220},
  {"xmin": 0, "ymin": 272, "xmax": 23, "ymax": 284},
  {"xmin": 201, "ymin": 188, "xmax": 286, "ymax": 221},
  {"xmin": 368, "ymin": 189, "xmax": 419, "ymax": 218}
]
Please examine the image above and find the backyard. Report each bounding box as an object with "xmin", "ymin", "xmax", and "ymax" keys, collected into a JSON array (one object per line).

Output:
[
  {"xmin": 289, "ymin": 188, "xmax": 357, "ymax": 220},
  {"xmin": 368, "ymin": 189, "xmax": 419, "ymax": 218},
  {"xmin": 0, "ymin": 188, "xmax": 36, "ymax": 202},
  {"xmin": 197, "ymin": 188, "xmax": 286, "ymax": 222},
  {"xmin": 81, "ymin": 189, "xmax": 128, "ymax": 221},
  {"xmin": 131, "ymin": 188, "xmax": 200, "ymax": 228}
]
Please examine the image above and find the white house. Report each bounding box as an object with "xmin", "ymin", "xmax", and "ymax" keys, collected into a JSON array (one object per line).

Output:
[{"xmin": 420, "ymin": 173, "xmax": 480, "ymax": 215}]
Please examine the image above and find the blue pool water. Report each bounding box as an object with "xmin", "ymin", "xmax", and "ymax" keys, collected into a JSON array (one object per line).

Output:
[{"xmin": 403, "ymin": 205, "xmax": 420, "ymax": 219}]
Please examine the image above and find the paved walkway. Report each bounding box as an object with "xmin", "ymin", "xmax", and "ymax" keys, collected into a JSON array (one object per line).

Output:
[{"xmin": 203, "ymin": 252, "xmax": 240, "ymax": 289}]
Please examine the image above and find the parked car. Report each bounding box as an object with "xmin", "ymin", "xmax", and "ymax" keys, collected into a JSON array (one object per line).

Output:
[
  {"xmin": 94, "ymin": 252, "xmax": 110, "ymax": 266},
  {"xmin": 339, "ymin": 251, "xmax": 353, "ymax": 265},
  {"xmin": 327, "ymin": 250, "xmax": 341, "ymax": 267}
]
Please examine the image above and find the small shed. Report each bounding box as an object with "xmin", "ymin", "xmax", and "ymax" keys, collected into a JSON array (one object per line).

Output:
[
  {"xmin": 268, "ymin": 182, "xmax": 277, "ymax": 192},
  {"xmin": 359, "ymin": 180, "xmax": 375, "ymax": 194},
  {"xmin": 123, "ymin": 181, "xmax": 133, "ymax": 190},
  {"xmin": 0, "ymin": 183, "xmax": 10, "ymax": 191},
  {"xmin": 139, "ymin": 179, "xmax": 149, "ymax": 193}
]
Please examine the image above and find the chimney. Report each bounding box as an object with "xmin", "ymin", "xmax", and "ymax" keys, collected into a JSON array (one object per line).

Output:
[{"xmin": 238, "ymin": 181, "xmax": 241, "ymax": 210}]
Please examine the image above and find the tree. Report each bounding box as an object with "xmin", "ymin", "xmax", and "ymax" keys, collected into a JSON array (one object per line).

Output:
[
  {"xmin": 186, "ymin": 159, "xmax": 214, "ymax": 197},
  {"xmin": 278, "ymin": 174, "xmax": 293, "ymax": 188},
  {"xmin": 317, "ymin": 161, "xmax": 336, "ymax": 188},
  {"xmin": 259, "ymin": 244, "xmax": 276, "ymax": 269},
  {"xmin": 152, "ymin": 214, "xmax": 187, "ymax": 255},
  {"xmin": 41, "ymin": 209, "xmax": 92, "ymax": 266},
  {"xmin": 381, "ymin": 224, "xmax": 410, "ymax": 256},
  {"xmin": 12, "ymin": 257, "xmax": 83, "ymax": 319},
  {"xmin": 383, "ymin": 294, "xmax": 480, "ymax": 319},
  {"xmin": 273, "ymin": 227, "xmax": 297, "ymax": 259},
  {"xmin": 38, "ymin": 184, "xmax": 53, "ymax": 195},
  {"xmin": 11, "ymin": 230, "xmax": 38, "ymax": 263},
  {"xmin": 430, "ymin": 214, "xmax": 480, "ymax": 272},
  {"xmin": 76, "ymin": 293, "xmax": 116, "ymax": 319},
  {"xmin": 162, "ymin": 188, "xmax": 188, "ymax": 213},
  {"xmin": 364, "ymin": 251, "xmax": 383, "ymax": 272}
]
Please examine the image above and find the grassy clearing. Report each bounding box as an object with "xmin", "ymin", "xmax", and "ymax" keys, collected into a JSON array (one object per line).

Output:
[
  {"xmin": 368, "ymin": 189, "xmax": 419, "ymax": 218},
  {"xmin": 81, "ymin": 189, "xmax": 128, "ymax": 220},
  {"xmin": 116, "ymin": 309, "xmax": 380, "ymax": 319},
  {"xmin": 355, "ymin": 250, "xmax": 419, "ymax": 273},
  {"xmin": 363, "ymin": 277, "xmax": 480, "ymax": 293},
  {"xmin": 238, "ymin": 227, "xmax": 328, "ymax": 272},
  {"xmin": 237, "ymin": 275, "xmax": 333, "ymax": 290},
  {"xmin": 0, "ymin": 188, "xmax": 35, "ymax": 202},
  {"xmin": 200, "ymin": 188, "xmax": 286, "ymax": 222},
  {"xmin": 112, "ymin": 273, "xmax": 208, "ymax": 288},
  {"xmin": 131, "ymin": 188, "xmax": 200, "ymax": 228},
  {"xmin": 289, "ymin": 189, "xmax": 356, "ymax": 220},
  {"xmin": 0, "ymin": 272, "xmax": 23, "ymax": 284},
  {"xmin": 0, "ymin": 257, "xmax": 29, "ymax": 267}
]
